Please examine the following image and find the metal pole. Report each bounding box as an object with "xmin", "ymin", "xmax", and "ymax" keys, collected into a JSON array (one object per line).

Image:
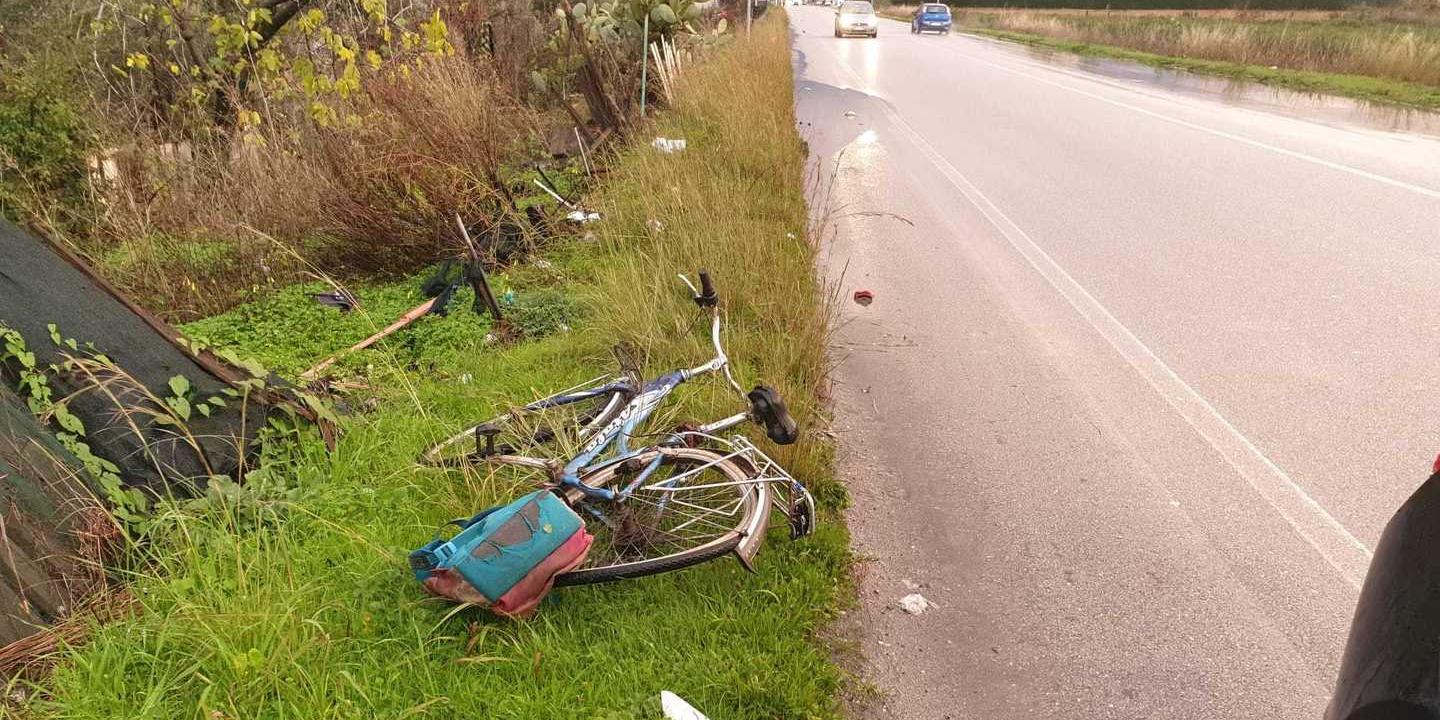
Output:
[{"xmin": 640, "ymin": 13, "xmax": 650, "ymax": 116}]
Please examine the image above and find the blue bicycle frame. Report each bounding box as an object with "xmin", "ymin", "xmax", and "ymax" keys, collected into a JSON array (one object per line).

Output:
[{"xmin": 537, "ymin": 304, "xmax": 750, "ymax": 502}]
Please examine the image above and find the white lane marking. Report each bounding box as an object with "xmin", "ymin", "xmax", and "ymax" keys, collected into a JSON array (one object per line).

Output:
[
  {"xmin": 823, "ymin": 48, "xmax": 1374, "ymax": 589},
  {"xmin": 941, "ymin": 35, "xmax": 1440, "ymax": 201}
]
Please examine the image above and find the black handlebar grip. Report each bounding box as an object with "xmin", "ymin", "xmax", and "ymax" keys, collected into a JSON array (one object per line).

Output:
[{"xmin": 696, "ymin": 270, "xmax": 719, "ymax": 308}]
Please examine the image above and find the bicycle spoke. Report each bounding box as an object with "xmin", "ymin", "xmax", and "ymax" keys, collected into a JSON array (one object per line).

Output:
[{"xmin": 576, "ymin": 454, "xmax": 757, "ymax": 567}]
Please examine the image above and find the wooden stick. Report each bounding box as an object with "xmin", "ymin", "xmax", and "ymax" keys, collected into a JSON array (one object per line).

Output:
[
  {"xmin": 301, "ymin": 297, "xmax": 438, "ymax": 380},
  {"xmin": 574, "ymin": 127, "xmax": 592, "ymax": 176}
]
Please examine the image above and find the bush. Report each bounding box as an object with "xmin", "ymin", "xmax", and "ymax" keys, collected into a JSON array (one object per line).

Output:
[
  {"xmin": 0, "ymin": 64, "xmax": 91, "ymax": 226},
  {"xmin": 312, "ymin": 54, "xmax": 542, "ymax": 276}
]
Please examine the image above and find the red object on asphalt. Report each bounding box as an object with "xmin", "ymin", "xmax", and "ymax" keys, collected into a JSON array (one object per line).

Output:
[
  {"xmin": 853, "ymin": 289, "xmax": 874, "ymax": 306},
  {"xmin": 1432, "ymin": 452, "xmax": 1440, "ymax": 474}
]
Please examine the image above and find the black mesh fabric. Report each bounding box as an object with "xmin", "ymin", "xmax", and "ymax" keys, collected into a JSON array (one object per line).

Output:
[
  {"xmin": 0, "ymin": 220, "xmax": 268, "ymax": 494},
  {"xmin": 0, "ymin": 383, "xmax": 93, "ymax": 646}
]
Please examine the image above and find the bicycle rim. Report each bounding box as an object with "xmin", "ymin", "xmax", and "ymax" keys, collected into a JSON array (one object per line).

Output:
[
  {"xmin": 556, "ymin": 446, "xmax": 770, "ymax": 585},
  {"xmin": 419, "ymin": 388, "xmax": 629, "ymax": 468}
]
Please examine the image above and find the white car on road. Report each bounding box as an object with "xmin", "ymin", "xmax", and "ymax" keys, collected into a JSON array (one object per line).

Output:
[{"xmin": 834, "ymin": 0, "xmax": 878, "ymax": 38}]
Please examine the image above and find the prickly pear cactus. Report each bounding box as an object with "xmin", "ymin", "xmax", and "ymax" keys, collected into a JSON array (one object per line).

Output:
[{"xmin": 558, "ymin": 0, "xmax": 707, "ymax": 45}]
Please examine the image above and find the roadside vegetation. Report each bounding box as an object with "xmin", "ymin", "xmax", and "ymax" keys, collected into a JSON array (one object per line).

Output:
[
  {"xmin": 2, "ymin": 2, "xmax": 852, "ymax": 717},
  {"xmin": 1, "ymin": 0, "xmax": 688, "ymax": 320},
  {"xmin": 882, "ymin": 1, "xmax": 1440, "ymax": 108}
]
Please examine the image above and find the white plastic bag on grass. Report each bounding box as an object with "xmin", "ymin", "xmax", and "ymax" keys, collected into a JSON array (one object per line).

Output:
[{"xmin": 661, "ymin": 691, "xmax": 710, "ymax": 720}]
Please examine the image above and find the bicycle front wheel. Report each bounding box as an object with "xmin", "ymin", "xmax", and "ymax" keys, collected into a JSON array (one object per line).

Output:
[{"xmin": 557, "ymin": 447, "xmax": 772, "ymax": 585}]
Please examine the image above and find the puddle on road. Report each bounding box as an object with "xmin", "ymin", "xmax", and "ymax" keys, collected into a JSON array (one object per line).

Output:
[{"xmin": 1012, "ymin": 44, "xmax": 1440, "ymax": 138}]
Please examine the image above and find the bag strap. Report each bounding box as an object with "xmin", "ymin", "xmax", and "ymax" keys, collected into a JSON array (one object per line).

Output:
[{"xmin": 436, "ymin": 505, "xmax": 501, "ymax": 539}]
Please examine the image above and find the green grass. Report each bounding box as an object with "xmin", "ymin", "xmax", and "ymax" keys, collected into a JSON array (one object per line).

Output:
[
  {"xmin": 880, "ymin": 7, "xmax": 1440, "ymax": 109},
  {"xmin": 24, "ymin": 15, "xmax": 852, "ymax": 720}
]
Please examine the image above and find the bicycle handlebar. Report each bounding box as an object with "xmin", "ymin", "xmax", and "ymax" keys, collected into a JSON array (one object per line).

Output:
[
  {"xmin": 697, "ymin": 271, "xmax": 718, "ymax": 308},
  {"xmin": 679, "ymin": 271, "xmax": 744, "ymax": 399},
  {"xmin": 677, "ymin": 271, "xmax": 800, "ymax": 442}
]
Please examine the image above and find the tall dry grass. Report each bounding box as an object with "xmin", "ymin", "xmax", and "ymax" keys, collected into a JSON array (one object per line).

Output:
[
  {"xmin": 956, "ymin": 8, "xmax": 1440, "ymax": 87},
  {"xmin": 311, "ymin": 55, "xmax": 541, "ymax": 275},
  {"xmin": 85, "ymin": 51, "xmax": 541, "ymax": 320},
  {"xmin": 585, "ymin": 14, "xmax": 835, "ymax": 485}
]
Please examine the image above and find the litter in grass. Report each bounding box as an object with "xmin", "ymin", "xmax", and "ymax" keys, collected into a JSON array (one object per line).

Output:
[
  {"xmin": 652, "ymin": 137, "xmax": 688, "ymax": 153},
  {"xmin": 661, "ymin": 691, "xmax": 710, "ymax": 720},
  {"xmin": 311, "ymin": 290, "xmax": 358, "ymax": 312},
  {"xmin": 899, "ymin": 593, "xmax": 931, "ymax": 615},
  {"xmin": 566, "ymin": 209, "xmax": 602, "ymax": 223},
  {"xmin": 532, "ymin": 175, "xmax": 577, "ymax": 209}
]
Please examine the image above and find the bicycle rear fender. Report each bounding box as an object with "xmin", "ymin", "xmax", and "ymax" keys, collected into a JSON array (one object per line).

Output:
[{"xmin": 732, "ymin": 464, "xmax": 773, "ymax": 573}]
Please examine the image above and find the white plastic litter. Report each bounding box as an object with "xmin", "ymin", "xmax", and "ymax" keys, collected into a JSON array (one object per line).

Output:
[
  {"xmin": 652, "ymin": 137, "xmax": 688, "ymax": 153},
  {"xmin": 899, "ymin": 593, "xmax": 931, "ymax": 615},
  {"xmin": 661, "ymin": 691, "xmax": 710, "ymax": 720},
  {"xmin": 566, "ymin": 210, "xmax": 601, "ymax": 223},
  {"xmin": 843, "ymin": 110, "xmax": 857, "ymax": 118}
]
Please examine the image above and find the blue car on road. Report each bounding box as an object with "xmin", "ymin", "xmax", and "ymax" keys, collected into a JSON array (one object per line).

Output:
[{"xmin": 910, "ymin": 3, "xmax": 951, "ymax": 34}]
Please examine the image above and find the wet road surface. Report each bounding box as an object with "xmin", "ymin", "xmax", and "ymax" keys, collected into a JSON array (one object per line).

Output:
[{"xmin": 791, "ymin": 7, "xmax": 1440, "ymax": 719}]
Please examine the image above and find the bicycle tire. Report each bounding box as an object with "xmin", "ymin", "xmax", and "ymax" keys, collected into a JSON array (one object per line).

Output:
[
  {"xmin": 555, "ymin": 446, "xmax": 771, "ymax": 585},
  {"xmin": 419, "ymin": 385, "xmax": 632, "ymax": 468}
]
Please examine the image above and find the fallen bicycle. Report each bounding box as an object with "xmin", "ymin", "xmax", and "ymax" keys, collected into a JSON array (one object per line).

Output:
[{"xmin": 411, "ymin": 270, "xmax": 817, "ymax": 615}]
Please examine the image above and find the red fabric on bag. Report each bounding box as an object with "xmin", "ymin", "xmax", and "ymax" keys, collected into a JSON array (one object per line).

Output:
[
  {"xmin": 492, "ymin": 528, "xmax": 593, "ymax": 618},
  {"xmin": 422, "ymin": 567, "xmax": 491, "ymax": 605}
]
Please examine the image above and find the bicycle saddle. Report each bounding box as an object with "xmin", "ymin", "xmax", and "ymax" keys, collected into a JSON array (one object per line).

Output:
[{"xmin": 748, "ymin": 385, "xmax": 799, "ymax": 445}]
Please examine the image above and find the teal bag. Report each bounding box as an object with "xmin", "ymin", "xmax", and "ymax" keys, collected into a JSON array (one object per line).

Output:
[{"xmin": 409, "ymin": 490, "xmax": 584, "ymax": 603}]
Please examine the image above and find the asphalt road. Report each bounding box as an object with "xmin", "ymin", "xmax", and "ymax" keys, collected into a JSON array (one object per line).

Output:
[{"xmin": 790, "ymin": 8, "xmax": 1440, "ymax": 719}]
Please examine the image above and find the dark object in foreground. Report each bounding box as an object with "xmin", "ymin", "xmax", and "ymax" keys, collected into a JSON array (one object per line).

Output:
[
  {"xmin": 312, "ymin": 290, "xmax": 358, "ymax": 312},
  {"xmin": 1328, "ymin": 468, "xmax": 1440, "ymax": 720}
]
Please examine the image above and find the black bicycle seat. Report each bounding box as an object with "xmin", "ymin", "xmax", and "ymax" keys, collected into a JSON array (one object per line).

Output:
[{"xmin": 748, "ymin": 385, "xmax": 799, "ymax": 445}]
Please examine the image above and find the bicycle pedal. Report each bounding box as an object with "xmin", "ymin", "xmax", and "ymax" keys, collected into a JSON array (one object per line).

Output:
[{"xmin": 474, "ymin": 423, "xmax": 502, "ymax": 457}]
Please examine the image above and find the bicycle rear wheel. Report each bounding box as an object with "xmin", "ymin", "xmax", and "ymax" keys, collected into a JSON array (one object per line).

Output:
[
  {"xmin": 556, "ymin": 446, "xmax": 771, "ymax": 585},
  {"xmin": 420, "ymin": 381, "xmax": 632, "ymax": 468}
]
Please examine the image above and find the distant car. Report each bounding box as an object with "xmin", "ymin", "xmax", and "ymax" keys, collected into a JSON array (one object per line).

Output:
[
  {"xmin": 834, "ymin": 0, "xmax": 877, "ymax": 38},
  {"xmin": 911, "ymin": 3, "xmax": 951, "ymax": 34}
]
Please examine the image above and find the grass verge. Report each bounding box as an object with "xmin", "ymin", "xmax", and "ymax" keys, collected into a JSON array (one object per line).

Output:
[
  {"xmin": 880, "ymin": 7, "xmax": 1440, "ymax": 109},
  {"xmin": 24, "ymin": 14, "xmax": 852, "ymax": 720}
]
